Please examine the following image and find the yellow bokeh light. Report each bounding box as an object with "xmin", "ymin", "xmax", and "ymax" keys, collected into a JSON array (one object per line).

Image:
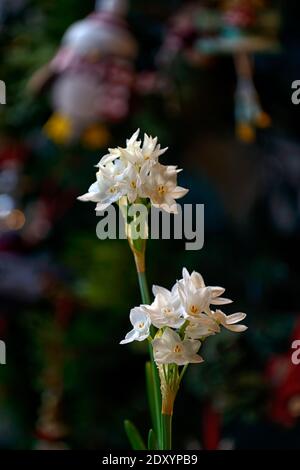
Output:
[{"xmin": 5, "ymin": 210, "xmax": 26, "ymax": 231}]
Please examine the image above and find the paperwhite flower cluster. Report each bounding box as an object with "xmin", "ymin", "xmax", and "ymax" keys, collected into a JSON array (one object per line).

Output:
[
  {"xmin": 78, "ymin": 130, "xmax": 188, "ymax": 214},
  {"xmin": 121, "ymin": 268, "xmax": 247, "ymax": 366}
]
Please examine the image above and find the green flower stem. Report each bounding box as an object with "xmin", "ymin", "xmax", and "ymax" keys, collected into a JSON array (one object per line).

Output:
[
  {"xmin": 179, "ymin": 364, "xmax": 189, "ymax": 383},
  {"xmin": 160, "ymin": 365, "xmax": 178, "ymax": 450},
  {"xmin": 136, "ymin": 270, "xmax": 162, "ymax": 449},
  {"xmin": 178, "ymin": 320, "xmax": 189, "ymax": 338},
  {"xmin": 162, "ymin": 413, "xmax": 172, "ymax": 450},
  {"xmin": 137, "ymin": 271, "xmax": 151, "ymax": 305}
]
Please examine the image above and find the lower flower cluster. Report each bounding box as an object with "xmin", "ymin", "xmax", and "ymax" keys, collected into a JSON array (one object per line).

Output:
[{"xmin": 120, "ymin": 268, "xmax": 247, "ymax": 366}]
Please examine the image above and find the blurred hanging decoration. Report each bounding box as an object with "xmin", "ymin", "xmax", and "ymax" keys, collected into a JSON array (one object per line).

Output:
[
  {"xmin": 220, "ymin": 0, "xmax": 275, "ymax": 143},
  {"xmin": 0, "ymin": 136, "xmax": 28, "ymax": 244},
  {"xmin": 233, "ymin": 51, "xmax": 271, "ymax": 143},
  {"xmin": 34, "ymin": 322, "xmax": 69, "ymax": 451},
  {"xmin": 0, "ymin": 0, "xmax": 26, "ymax": 29},
  {"xmin": 158, "ymin": 0, "xmax": 280, "ymax": 142},
  {"xmin": 262, "ymin": 137, "xmax": 300, "ymax": 235},
  {"xmin": 202, "ymin": 401, "xmax": 222, "ymax": 450},
  {"xmin": 0, "ymin": 136, "xmax": 65, "ymax": 247},
  {"xmin": 28, "ymin": 0, "xmax": 138, "ymax": 149},
  {"xmin": 266, "ymin": 318, "xmax": 300, "ymax": 428},
  {"xmin": 34, "ymin": 294, "xmax": 74, "ymax": 450}
]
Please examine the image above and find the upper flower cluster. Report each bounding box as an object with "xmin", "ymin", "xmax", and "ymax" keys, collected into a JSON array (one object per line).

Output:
[
  {"xmin": 78, "ymin": 130, "xmax": 188, "ymax": 214},
  {"xmin": 121, "ymin": 268, "xmax": 247, "ymax": 366}
]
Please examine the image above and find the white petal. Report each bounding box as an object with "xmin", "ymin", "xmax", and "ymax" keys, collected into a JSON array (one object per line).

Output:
[
  {"xmin": 187, "ymin": 314, "xmax": 220, "ymax": 334},
  {"xmin": 78, "ymin": 192, "xmax": 100, "ymax": 202},
  {"xmin": 136, "ymin": 331, "xmax": 150, "ymax": 342},
  {"xmin": 226, "ymin": 312, "xmax": 247, "ymax": 324},
  {"xmin": 223, "ymin": 324, "xmax": 248, "ymax": 333},
  {"xmin": 152, "ymin": 285, "xmax": 171, "ymax": 298},
  {"xmin": 171, "ymin": 283, "xmax": 179, "ymax": 296},
  {"xmin": 210, "ymin": 286, "xmax": 225, "ymax": 297},
  {"xmin": 130, "ymin": 307, "xmax": 149, "ymax": 326},
  {"xmin": 211, "ymin": 297, "xmax": 233, "ymax": 305},
  {"xmin": 126, "ymin": 129, "xmax": 140, "ymax": 146},
  {"xmin": 170, "ymin": 317, "xmax": 185, "ymax": 328},
  {"xmin": 98, "ymin": 153, "xmax": 119, "ymax": 166},
  {"xmin": 210, "ymin": 309, "xmax": 226, "ymax": 323},
  {"xmin": 157, "ymin": 146, "xmax": 168, "ymax": 157},
  {"xmin": 185, "ymin": 325, "xmax": 215, "ymax": 339},
  {"xmin": 154, "ymin": 328, "xmax": 179, "ymax": 352},
  {"xmin": 171, "ymin": 186, "xmax": 189, "ymax": 199},
  {"xmin": 162, "ymin": 203, "xmax": 178, "ymax": 214},
  {"xmin": 183, "ymin": 339, "xmax": 201, "ymax": 355},
  {"xmin": 152, "ymin": 348, "xmax": 170, "ymax": 364},
  {"xmin": 168, "ymin": 354, "xmax": 189, "ymax": 366},
  {"xmin": 151, "ymin": 313, "xmax": 184, "ymax": 330},
  {"xmin": 120, "ymin": 148, "xmax": 138, "ymax": 164},
  {"xmin": 152, "ymin": 338, "xmax": 173, "ymax": 361},
  {"xmin": 120, "ymin": 329, "xmax": 139, "ymax": 344},
  {"xmin": 95, "ymin": 202, "xmax": 112, "ymax": 211},
  {"xmin": 182, "ymin": 267, "xmax": 190, "ymax": 281},
  {"xmin": 78, "ymin": 182, "xmax": 102, "ymax": 202},
  {"xmin": 190, "ymin": 271, "xmax": 205, "ymax": 288},
  {"xmin": 188, "ymin": 354, "xmax": 204, "ymax": 364}
]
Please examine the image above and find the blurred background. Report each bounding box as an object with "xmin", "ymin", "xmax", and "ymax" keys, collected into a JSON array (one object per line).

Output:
[{"xmin": 0, "ymin": 0, "xmax": 300, "ymax": 450}]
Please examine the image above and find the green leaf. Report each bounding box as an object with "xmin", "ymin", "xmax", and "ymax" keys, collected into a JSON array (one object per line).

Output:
[
  {"xmin": 145, "ymin": 362, "xmax": 156, "ymax": 433},
  {"xmin": 124, "ymin": 420, "xmax": 146, "ymax": 450},
  {"xmin": 145, "ymin": 361, "xmax": 162, "ymax": 449},
  {"xmin": 147, "ymin": 429, "xmax": 157, "ymax": 450}
]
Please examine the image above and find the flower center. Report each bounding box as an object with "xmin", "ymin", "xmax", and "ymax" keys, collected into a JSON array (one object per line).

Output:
[
  {"xmin": 174, "ymin": 344, "xmax": 182, "ymax": 353},
  {"xmin": 157, "ymin": 185, "xmax": 165, "ymax": 195},
  {"xmin": 162, "ymin": 307, "xmax": 173, "ymax": 316},
  {"xmin": 137, "ymin": 322, "xmax": 145, "ymax": 329},
  {"xmin": 189, "ymin": 305, "xmax": 199, "ymax": 315},
  {"xmin": 130, "ymin": 181, "xmax": 137, "ymax": 189},
  {"xmin": 109, "ymin": 186, "xmax": 117, "ymax": 193}
]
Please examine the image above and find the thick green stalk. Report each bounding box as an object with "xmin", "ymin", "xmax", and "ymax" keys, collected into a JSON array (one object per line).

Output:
[
  {"xmin": 161, "ymin": 414, "xmax": 172, "ymax": 450},
  {"xmin": 136, "ymin": 270, "xmax": 162, "ymax": 449}
]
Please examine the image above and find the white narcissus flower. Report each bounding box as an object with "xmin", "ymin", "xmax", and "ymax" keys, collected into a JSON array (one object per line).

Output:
[
  {"xmin": 141, "ymin": 163, "xmax": 189, "ymax": 214},
  {"xmin": 121, "ymin": 129, "xmax": 167, "ymax": 168},
  {"xmin": 185, "ymin": 314, "xmax": 221, "ymax": 340},
  {"xmin": 99, "ymin": 130, "xmax": 141, "ymax": 166},
  {"xmin": 120, "ymin": 307, "xmax": 151, "ymax": 344},
  {"xmin": 178, "ymin": 284, "xmax": 212, "ymax": 319},
  {"xmin": 143, "ymin": 285, "xmax": 185, "ymax": 329},
  {"xmin": 152, "ymin": 328, "xmax": 203, "ymax": 366},
  {"xmin": 120, "ymin": 269, "xmax": 247, "ymax": 363},
  {"xmin": 180, "ymin": 268, "xmax": 232, "ymax": 305},
  {"xmin": 97, "ymin": 158, "xmax": 128, "ymax": 180},
  {"xmin": 118, "ymin": 164, "xmax": 142, "ymax": 204},
  {"xmin": 178, "ymin": 268, "xmax": 232, "ymax": 318},
  {"xmin": 78, "ymin": 161, "xmax": 128, "ymax": 211},
  {"xmin": 77, "ymin": 175, "xmax": 123, "ymax": 211},
  {"xmin": 78, "ymin": 130, "xmax": 188, "ymax": 213},
  {"xmin": 125, "ymin": 128, "xmax": 142, "ymax": 153},
  {"xmin": 97, "ymin": 147, "xmax": 123, "ymax": 167},
  {"xmin": 139, "ymin": 133, "xmax": 168, "ymax": 169},
  {"xmin": 208, "ymin": 309, "xmax": 247, "ymax": 333}
]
